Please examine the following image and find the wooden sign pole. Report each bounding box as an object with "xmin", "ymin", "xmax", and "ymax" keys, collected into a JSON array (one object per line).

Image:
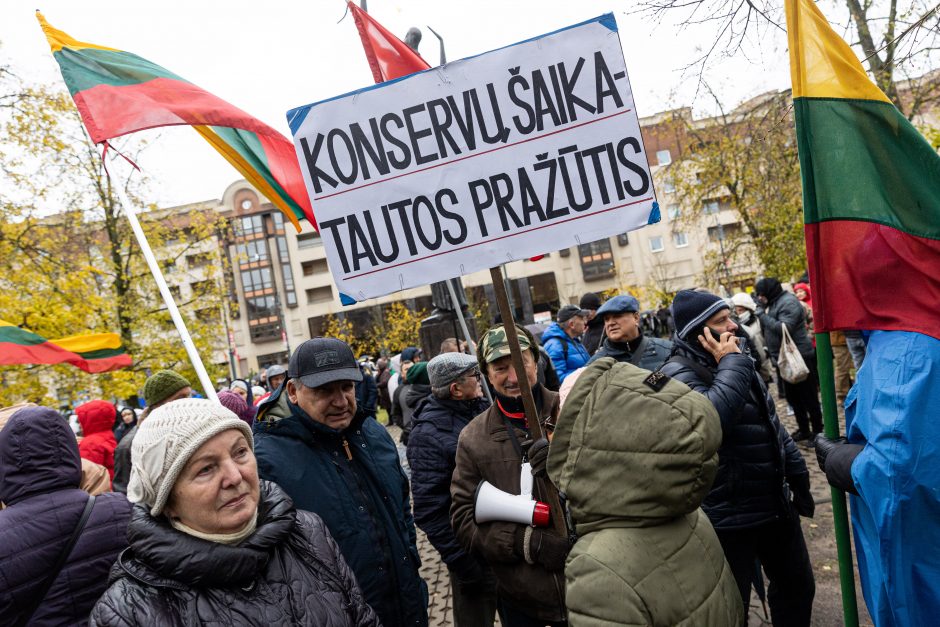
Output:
[{"xmin": 488, "ymin": 266, "xmax": 567, "ymax": 536}]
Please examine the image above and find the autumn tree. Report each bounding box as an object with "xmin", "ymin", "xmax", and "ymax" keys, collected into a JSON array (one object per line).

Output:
[
  {"xmin": 664, "ymin": 90, "xmax": 806, "ymax": 282},
  {"xmin": 638, "ymin": 0, "xmax": 940, "ymax": 118},
  {"xmin": 0, "ymin": 74, "xmax": 230, "ymax": 407},
  {"xmin": 365, "ymin": 301, "xmax": 428, "ymax": 357}
]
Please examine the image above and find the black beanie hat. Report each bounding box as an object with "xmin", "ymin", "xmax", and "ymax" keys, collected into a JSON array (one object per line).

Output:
[
  {"xmin": 754, "ymin": 277, "xmax": 784, "ymax": 302},
  {"xmin": 579, "ymin": 292, "xmax": 602, "ymax": 310},
  {"xmin": 671, "ymin": 289, "xmax": 730, "ymax": 340}
]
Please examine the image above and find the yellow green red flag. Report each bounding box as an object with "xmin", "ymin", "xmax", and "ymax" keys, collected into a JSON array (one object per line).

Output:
[
  {"xmin": 786, "ymin": 0, "xmax": 940, "ymax": 340},
  {"xmin": 0, "ymin": 320, "xmax": 132, "ymax": 373}
]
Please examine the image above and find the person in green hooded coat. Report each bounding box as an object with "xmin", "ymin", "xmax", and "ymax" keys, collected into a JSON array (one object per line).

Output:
[{"xmin": 545, "ymin": 358, "xmax": 743, "ymax": 626}]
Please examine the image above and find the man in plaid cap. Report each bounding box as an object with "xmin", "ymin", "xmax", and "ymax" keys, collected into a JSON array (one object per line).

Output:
[
  {"xmin": 407, "ymin": 352, "xmax": 495, "ymax": 627},
  {"xmin": 450, "ymin": 325, "xmax": 568, "ymax": 626}
]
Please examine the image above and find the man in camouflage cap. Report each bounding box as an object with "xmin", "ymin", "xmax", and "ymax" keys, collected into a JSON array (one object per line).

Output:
[{"xmin": 450, "ymin": 325, "xmax": 569, "ymax": 625}]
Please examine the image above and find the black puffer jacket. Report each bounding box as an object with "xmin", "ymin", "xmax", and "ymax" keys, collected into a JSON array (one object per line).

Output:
[
  {"xmin": 755, "ymin": 280, "xmax": 814, "ymax": 359},
  {"xmin": 0, "ymin": 407, "xmax": 131, "ymax": 627},
  {"xmin": 90, "ymin": 481, "xmax": 380, "ymax": 627},
  {"xmin": 660, "ymin": 335, "xmax": 807, "ymax": 530},
  {"xmin": 588, "ymin": 334, "xmax": 673, "ymax": 371}
]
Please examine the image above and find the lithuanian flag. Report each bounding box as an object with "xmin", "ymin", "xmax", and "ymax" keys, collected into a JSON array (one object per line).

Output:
[
  {"xmin": 37, "ymin": 12, "xmax": 315, "ymax": 232},
  {"xmin": 786, "ymin": 0, "xmax": 940, "ymax": 341},
  {"xmin": 0, "ymin": 321, "xmax": 132, "ymax": 373}
]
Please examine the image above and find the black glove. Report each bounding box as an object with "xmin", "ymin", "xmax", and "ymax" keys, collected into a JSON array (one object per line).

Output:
[
  {"xmin": 814, "ymin": 434, "xmax": 846, "ymax": 473},
  {"xmin": 514, "ymin": 526, "xmax": 570, "ymax": 571},
  {"xmin": 787, "ymin": 472, "xmax": 815, "ymax": 518},
  {"xmin": 448, "ymin": 553, "xmax": 486, "ymax": 585},
  {"xmin": 520, "ymin": 437, "xmax": 550, "ymax": 478},
  {"xmin": 814, "ymin": 434, "xmax": 863, "ymax": 495}
]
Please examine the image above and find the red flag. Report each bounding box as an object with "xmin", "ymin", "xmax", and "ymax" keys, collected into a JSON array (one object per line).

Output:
[{"xmin": 347, "ymin": 1, "xmax": 429, "ymax": 82}]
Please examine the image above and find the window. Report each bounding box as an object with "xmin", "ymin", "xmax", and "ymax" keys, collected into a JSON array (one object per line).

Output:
[
  {"xmin": 190, "ymin": 280, "xmax": 213, "ymax": 296},
  {"xmin": 673, "ymin": 232, "xmax": 689, "ymax": 247},
  {"xmin": 302, "ymin": 259, "xmax": 330, "ymax": 275},
  {"xmin": 297, "ymin": 231, "xmax": 322, "ymax": 249},
  {"xmin": 235, "ymin": 239, "xmax": 269, "ymax": 264},
  {"xmin": 707, "ymin": 222, "xmax": 742, "ymax": 242},
  {"xmin": 306, "ymin": 286, "xmax": 333, "ymax": 304},
  {"xmin": 257, "ymin": 351, "xmax": 289, "ymax": 370},
  {"xmin": 237, "ymin": 215, "xmax": 264, "ymax": 237},
  {"xmin": 703, "ymin": 200, "xmax": 720, "ymax": 215},
  {"xmin": 241, "ymin": 267, "xmax": 273, "ymax": 293},
  {"xmin": 168, "ymin": 285, "xmax": 182, "ymax": 301},
  {"xmin": 649, "ymin": 236, "xmax": 664, "ymax": 253},
  {"xmin": 667, "ymin": 204, "xmax": 681, "ymax": 220},
  {"xmin": 578, "ymin": 238, "xmax": 616, "ymax": 281},
  {"xmin": 186, "ymin": 252, "xmax": 213, "ymax": 268},
  {"xmin": 656, "ymin": 149, "xmax": 672, "ymax": 166},
  {"xmin": 663, "ymin": 179, "xmax": 676, "ymax": 194},
  {"xmin": 282, "ymin": 263, "xmax": 297, "ymax": 307},
  {"xmin": 616, "ymin": 233, "xmax": 630, "ymax": 246},
  {"xmin": 272, "ymin": 212, "xmax": 284, "ymax": 231}
]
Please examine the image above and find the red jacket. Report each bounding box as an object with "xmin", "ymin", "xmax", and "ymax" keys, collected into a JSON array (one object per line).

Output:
[{"xmin": 76, "ymin": 400, "xmax": 117, "ymax": 480}]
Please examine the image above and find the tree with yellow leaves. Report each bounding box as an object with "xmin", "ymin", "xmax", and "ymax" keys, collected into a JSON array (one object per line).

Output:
[{"xmin": 0, "ymin": 75, "xmax": 229, "ymax": 407}]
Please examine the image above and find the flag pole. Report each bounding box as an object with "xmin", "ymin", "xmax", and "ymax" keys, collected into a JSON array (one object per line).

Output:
[
  {"xmin": 103, "ymin": 149, "xmax": 219, "ymax": 403},
  {"xmin": 816, "ymin": 332, "xmax": 859, "ymax": 626},
  {"xmin": 445, "ymin": 277, "xmax": 491, "ymax": 404}
]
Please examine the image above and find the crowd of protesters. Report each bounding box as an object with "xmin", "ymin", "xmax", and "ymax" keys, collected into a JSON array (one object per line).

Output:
[{"xmin": 1, "ymin": 276, "xmax": 878, "ymax": 626}]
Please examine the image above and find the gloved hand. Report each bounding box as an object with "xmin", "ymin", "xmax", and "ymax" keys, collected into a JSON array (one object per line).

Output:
[
  {"xmin": 814, "ymin": 434, "xmax": 846, "ymax": 473},
  {"xmin": 448, "ymin": 553, "xmax": 486, "ymax": 585},
  {"xmin": 514, "ymin": 527, "xmax": 570, "ymax": 571},
  {"xmin": 787, "ymin": 472, "xmax": 815, "ymax": 518},
  {"xmin": 520, "ymin": 437, "xmax": 550, "ymax": 478}
]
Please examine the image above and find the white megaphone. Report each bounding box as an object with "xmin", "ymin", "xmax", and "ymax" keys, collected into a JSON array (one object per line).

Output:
[{"xmin": 473, "ymin": 464, "xmax": 551, "ymax": 527}]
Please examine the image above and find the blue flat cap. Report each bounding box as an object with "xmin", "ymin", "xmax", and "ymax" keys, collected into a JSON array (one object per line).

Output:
[{"xmin": 596, "ymin": 295, "xmax": 640, "ymax": 315}]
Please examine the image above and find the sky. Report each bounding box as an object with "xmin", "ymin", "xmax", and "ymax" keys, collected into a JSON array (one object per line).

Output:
[{"xmin": 1, "ymin": 1, "xmax": 793, "ymax": 208}]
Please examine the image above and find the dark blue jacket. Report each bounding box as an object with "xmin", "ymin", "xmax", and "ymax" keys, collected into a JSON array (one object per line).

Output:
[
  {"xmin": 253, "ymin": 390, "xmax": 428, "ymax": 627},
  {"xmin": 0, "ymin": 407, "xmax": 131, "ymax": 626},
  {"xmin": 541, "ymin": 322, "xmax": 591, "ymax": 381},
  {"xmin": 356, "ymin": 367, "xmax": 378, "ymax": 419},
  {"xmin": 660, "ymin": 335, "xmax": 807, "ymax": 530},
  {"xmin": 588, "ymin": 334, "xmax": 673, "ymax": 371},
  {"xmin": 406, "ymin": 395, "xmax": 489, "ymax": 566}
]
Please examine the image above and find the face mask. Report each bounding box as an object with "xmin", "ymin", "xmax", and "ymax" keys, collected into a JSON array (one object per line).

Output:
[{"xmin": 738, "ymin": 310, "xmax": 752, "ymax": 324}]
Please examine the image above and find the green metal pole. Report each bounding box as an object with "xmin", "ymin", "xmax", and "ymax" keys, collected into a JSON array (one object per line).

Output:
[{"xmin": 816, "ymin": 331, "xmax": 860, "ymax": 626}]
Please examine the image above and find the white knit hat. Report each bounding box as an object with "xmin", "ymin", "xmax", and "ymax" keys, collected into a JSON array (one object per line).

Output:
[
  {"xmin": 127, "ymin": 398, "xmax": 254, "ymax": 517},
  {"xmin": 730, "ymin": 292, "xmax": 757, "ymax": 312}
]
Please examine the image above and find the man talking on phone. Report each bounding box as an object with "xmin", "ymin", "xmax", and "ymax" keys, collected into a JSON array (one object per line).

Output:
[{"xmin": 659, "ymin": 289, "xmax": 816, "ymax": 626}]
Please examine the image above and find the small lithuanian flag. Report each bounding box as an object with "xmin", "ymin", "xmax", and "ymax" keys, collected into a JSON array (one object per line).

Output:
[{"xmin": 0, "ymin": 320, "xmax": 132, "ymax": 373}]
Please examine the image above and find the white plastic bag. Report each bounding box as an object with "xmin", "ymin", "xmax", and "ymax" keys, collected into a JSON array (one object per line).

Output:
[{"xmin": 778, "ymin": 324, "xmax": 810, "ymax": 384}]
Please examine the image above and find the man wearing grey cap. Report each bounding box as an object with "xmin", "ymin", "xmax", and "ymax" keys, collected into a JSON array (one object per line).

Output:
[
  {"xmin": 407, "ymin": 353, "xmax": 497, "ymax": 627},
  {"xmin": 253, "ymin": 337, "xmax": 429, "ymax": 627},
  {"xmin": 588, "ymin": 294, "xmax": 673, "ymax": 371},
  {"xmin": 540, "ymin": 304, "xmax": 591, "ymax": 382}
]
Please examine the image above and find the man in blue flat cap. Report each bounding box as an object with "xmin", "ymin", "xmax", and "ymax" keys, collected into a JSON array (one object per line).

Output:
[{"xmin": 588, "ymin": 295, "xmax": 672, "ymax": 371}]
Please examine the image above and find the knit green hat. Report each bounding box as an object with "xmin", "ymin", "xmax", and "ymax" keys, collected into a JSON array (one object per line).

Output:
[
  {"xmin": 143, "ymin": 370, "xmax": 192, "ymax": 407},
  {"xmin": 405, "ymin": 361, "xmax": 430, "ymax": 385}
]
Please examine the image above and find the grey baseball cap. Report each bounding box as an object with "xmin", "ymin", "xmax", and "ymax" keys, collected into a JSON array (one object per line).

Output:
[{"xmin": 288, "ymin": 338, "xmax": 363, "ymax": 388}]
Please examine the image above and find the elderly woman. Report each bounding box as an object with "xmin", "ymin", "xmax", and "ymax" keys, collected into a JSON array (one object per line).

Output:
[{"xmin": 90, "ymin": 398, "xmax": 379, "ymax": 626}]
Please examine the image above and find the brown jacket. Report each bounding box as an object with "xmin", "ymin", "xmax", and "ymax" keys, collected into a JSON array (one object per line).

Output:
[{"xmin": 450, "ymin": 387, "xmax": 566, "ymax": 622}]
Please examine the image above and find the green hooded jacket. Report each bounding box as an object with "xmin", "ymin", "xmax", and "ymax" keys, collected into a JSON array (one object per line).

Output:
[{"xmin": 547, "ymin": 358, "xmax": 743, "ymax": 626}]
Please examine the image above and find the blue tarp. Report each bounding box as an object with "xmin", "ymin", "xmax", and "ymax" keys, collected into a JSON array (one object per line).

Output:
[{"xmin": 844, "ymin": 330, "xmax": 940, "ymax": 626}]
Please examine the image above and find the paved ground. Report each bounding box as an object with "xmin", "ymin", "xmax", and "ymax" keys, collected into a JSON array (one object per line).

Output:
[{"xmin": 387, "ymin": 391, "xmax": 874, "ymax": 626}]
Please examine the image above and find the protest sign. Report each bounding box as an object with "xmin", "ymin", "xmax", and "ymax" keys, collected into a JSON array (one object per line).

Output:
[{"xmin": 288, "ymin": 14, "xmax": 657, "ymax": 302}]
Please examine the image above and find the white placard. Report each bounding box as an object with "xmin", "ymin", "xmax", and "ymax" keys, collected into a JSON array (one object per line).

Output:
[{"xmin": 288, "ymin": 14, "xmax": 657, "ymax": 303}]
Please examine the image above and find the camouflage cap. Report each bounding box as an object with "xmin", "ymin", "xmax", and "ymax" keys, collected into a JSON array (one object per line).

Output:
[{"xmin": 480, "ymin": 324, "xmax": 533, "ymax": 364}]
